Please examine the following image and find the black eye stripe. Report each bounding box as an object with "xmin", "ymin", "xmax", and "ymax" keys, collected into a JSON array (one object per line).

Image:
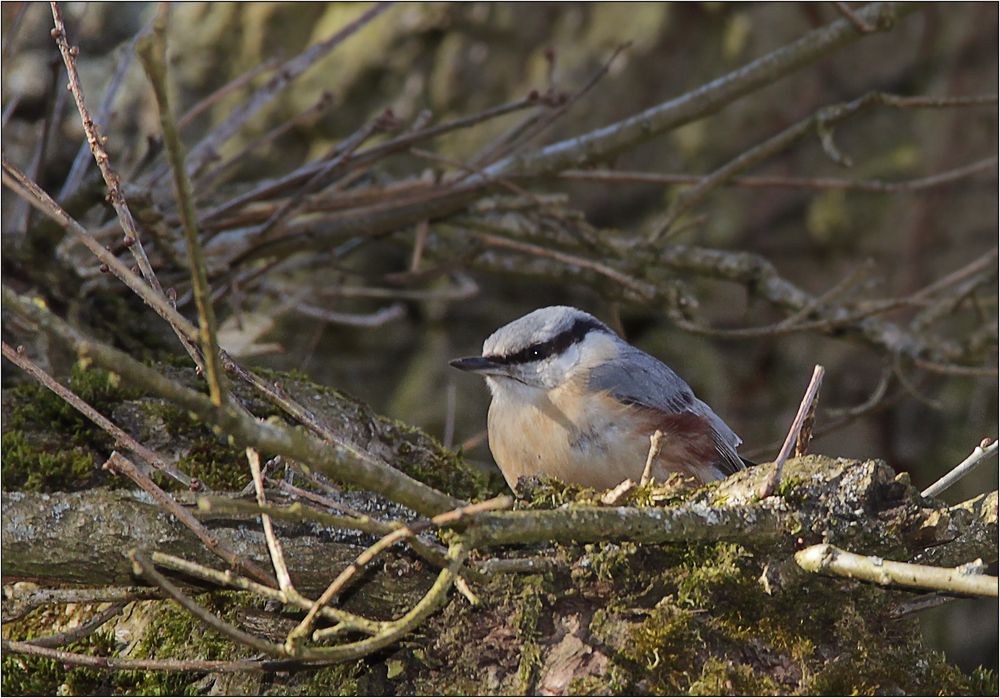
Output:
[{"xmin": 486, "ymin": 318, "xmax": 609, "ymax": 365}]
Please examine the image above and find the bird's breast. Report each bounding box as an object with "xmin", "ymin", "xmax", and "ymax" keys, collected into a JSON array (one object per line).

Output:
[{"xmin": 487, "ymin": 381, "xmax": 659, "ymax": 491}]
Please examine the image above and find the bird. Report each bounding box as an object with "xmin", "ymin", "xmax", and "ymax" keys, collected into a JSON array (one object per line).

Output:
[{"xmin": 449, "ymin": 306, "xmax": 750, "ymax": 493}]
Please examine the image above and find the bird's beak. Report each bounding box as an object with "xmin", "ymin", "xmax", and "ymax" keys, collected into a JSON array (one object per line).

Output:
[{"xmin": 449, "ymin": 356, "xmax": 499, "ymax": 373}]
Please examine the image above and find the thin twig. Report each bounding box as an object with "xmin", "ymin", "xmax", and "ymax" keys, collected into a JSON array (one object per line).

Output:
[
  {"xmin": 148, "ymin": 551, "xmax": 385, "ymax": 635},
  {"xmin": 469, "ymin": 228, "xmax": 657, "ymax": 300},
  {"xmin": 177, "ymin": 54, "xmax": 283, "ymax": 129},
  {"xmin": 795, "ymin": 544, "xmax": 998, "ymax": 597},
  {"xmin": 1, "ymin": 2, "xmax": 30, "ymax": 71},
  {"xmin": 181, "ymin": 2, "xmax": 393, "ymax": 178},
  {"xmin": 12, "ymin": 53, "xmax": 66, "ymax": 234},
  {"xmin": 485, "ymin": 3, "xmax": 921, "ymax": 177},
  {"xmin": 890, "ymin": 593, "xmax": 960, "ymax": 618},
  {"xmin": 913, "ymin": 357, "xmax": 999, "ymax": 378},
  {"xmin": 104, "ymin": 451, "xmax": 276, "ymax": 586},
  {"xmin": 834, "ymin": 1, "xmax": 877, "ymax": 32},
  {"xmin": 292, "ymin": 301, "xmax": 406, "ymax": 328},
  {"xmin": 559, "ymin": 157, "xmax": 999, "ymax": 192},
  {"xmin": 305, "ymin": 540, "xmax": 470, "ymax": 652},
  {"xmin": 922, "ymin": 438, "xmax": 999, "ymax": 499},
  {"xmin": 1, "ymin": 92, "xmax": 21, "ymax": 129},
  {"xmin": 0, "ymin": 640, "xmax": 320, "ymax": 673},
  {"xmin": 2, "ymin": 587, "xmax": 163, "ymax": 624},
  {"xmin": 474, "ymin": 43, "xmax": 629, "ymax": 172},
  {"xmin": 247, "ymin": 448, "xmax": 294, "ymax": 592},
  {"xmin": 640, "ymin": 430, "xmax": 665, "ymax": 486},
  {"xmin": 199, "ymin": 96, "xmax": 536, "ymax": 225},
  {"xmin": 59, "ymin": 33, "xmax": 139, "ymax": 201},
  {"xmin": 252, "ymin": 118, "xmax": 380, "ymax": 243},
  {"xmin": 50, "ymin": 1, "xmax": 164, "ymax": 294},
  {"xmin": 29, "ymin": 602, "xmax": 127, "ymax": 649},
  {"xmin": 285, "ymin": 497, "xmax": 511, "ymax": 653},
  {"xmin": 131, "ymin": 549, "xmax": 284, "ymax": 655},
  {"xmin": 759, "ymin": 365, "xmax": 826, "ymax": 498},
  {"xmin": 1, "ymin": 341, "xmax": 192, "ymax": 488},
  {"xmin": 648, "ymin": 91, "xmax": 999, "ymax": 241},
  {"xmin": 137, "ymin": 4, "xmax": 228, "ymax": 407},
  {"xmin": 198, "ymin": 90, "xmax": 336, "ymax": 190}
]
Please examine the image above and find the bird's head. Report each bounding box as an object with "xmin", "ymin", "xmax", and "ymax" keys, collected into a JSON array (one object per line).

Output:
[{"xmin": 450, "ymin": 306, "xmax": 620, "ymax": 394}]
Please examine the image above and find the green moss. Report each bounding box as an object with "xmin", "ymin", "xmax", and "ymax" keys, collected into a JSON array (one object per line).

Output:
[
  {"xmin": 688, "ymin": 657, "xmax": 780, "ymax": 696},
  {"xmin": 2, "ymin": 364, "xmax": 142, "ymax": 492},
  {"xmin": 6, "ymin": 363, "xmax": 138, "ymax": 437},
  {"xmin": 1, "ymin": 429, "xmax": 100, "ymax": 492},
  {"xmin": 516, "ymin": 475, "xmax": 602, "ymax": 509},
  {"xmin": 145, "ymin": 401, "xmax": 247, "ymax": 491},
  {"xmin": 248, "ymin": 367, "xmax": 501, "ymax": 501},
  {"xmin": 1, "ymin": 632, "xmax": 120, "ymax": 695},
  {"xmin": 115, "ymin": 592, "xmax": 264, "ymax": 695},
  {"xmin": 269, "ymin": 660, "xmax": 368, "ymax": 696},
  {"xmin": 513, "ymin": 575, "xmax": 547, "ymax": 693},
  {"xmin": 382, "ymin": 417, "xmax": 499, "ymax": 501},
  {"xmin": 623, "ymin": 602, "xmax": 701, "ymax": 692}
]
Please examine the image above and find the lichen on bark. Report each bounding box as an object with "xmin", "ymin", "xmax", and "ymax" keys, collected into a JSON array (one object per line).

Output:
[{"xmin": 2, "ymin": 365, "xmax": 996, "ymax": 695}]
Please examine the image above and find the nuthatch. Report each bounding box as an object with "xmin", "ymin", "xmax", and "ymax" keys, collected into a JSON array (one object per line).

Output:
[{"xmin": 450, "ymin": 306, "xmax": 749, "ymax": 492}]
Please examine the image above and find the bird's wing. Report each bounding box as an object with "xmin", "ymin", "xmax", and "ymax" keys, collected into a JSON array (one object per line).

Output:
[{"xmin": 587, "ymin": 344, "xmax": 746, "ymax": 475}]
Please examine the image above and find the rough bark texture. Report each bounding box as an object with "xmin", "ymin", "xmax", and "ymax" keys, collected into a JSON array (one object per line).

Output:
[{"xmin": 2, "ymin": 366, "xmax": 996, "ymax": 695}]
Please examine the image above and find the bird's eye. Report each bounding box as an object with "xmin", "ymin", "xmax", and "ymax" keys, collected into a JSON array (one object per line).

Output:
[{"xmin": 529, "ymin": 346, "xmax": 544, "ymax": 359}]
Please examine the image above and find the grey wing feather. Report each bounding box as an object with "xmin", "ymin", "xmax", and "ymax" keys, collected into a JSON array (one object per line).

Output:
[{"xmin": 588, "ymin": 344, "xmax": 745, "ymax": 474}]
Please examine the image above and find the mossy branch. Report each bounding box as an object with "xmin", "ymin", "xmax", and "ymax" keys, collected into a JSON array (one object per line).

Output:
[{"xmin": 2, "ymin": 285, "xmax": 462, "ymax": 517}]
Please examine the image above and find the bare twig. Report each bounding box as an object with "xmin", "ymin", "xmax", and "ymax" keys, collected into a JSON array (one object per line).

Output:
[
  {"xmin": 247, "ymin": 448, "xmax": 293, "ymax": 592},
  {"xmin": 137, "ymin": 4, "xmax": 227, "ymax": 407},
  {"xmin": 485, "ymin": 3, "xmax": 921, "ymax": 177},
  {"xmin": 285, "ymin": 497, "xmax": 511, "ymax": 653},
  {"xmin": 640, "ymin": 430, "xmax": 665, "ymax": 486},
  {"xmin": 0, "ymin": 640, "xmax": 321, "ymax": 673},
  {"xmin": 29, "ymin": 602, "xmax": 127, "ymax": 649},
  {"xmin": 252, "ymin": 118, "xmax": 380, "ymax": 243},
  {"xmin": 131, "ymin": 548, "xmax": 283, "ymax": 655},
  {"xmin": 1, "ymin": 92, "xmax": 21, "ymax": 129},
  {"xmin": 198, "ymin": 90, "xmax": 336, "ymax": 190},
  {"xmin": 148, "ymin": 551, "xmax": 384, "ymax": 634},
  {"xmin": 50, "ymin": 1, "xmax": 164, "ymax": 294},
  {"xmin": 292, "ymin": 302, "xmax": 406, "ymax": 328},
  {"xmin": 759, "ymin": 365, "xmax": 826, "ymax": 498},
  {"xmin": 648, "ymin": 91, "xmax": 999, "ymax": 241},
  {"xmin": 468, "ymin": 228, "xmax": 657, "ymax": 300},
  {"xmin": 177, "ymin": 54, "xmax": 283, "ymax": 129},
  {"xmin": 104, "ymin": 451, "xmax": 276, "ymax": 586},
  {"xmin": 1, "ymin": 2, "xmax": 30, "ymax": 72},
  {"xmin": 834, "ymin": 2, "xmax": 877, "ymax": 32},
  {"xmin": 473, "ymin": 43, "xmax": 629, "ymax": 172},
  {"xmin": 1, "ymin": 341, "xmax": 192, "ymax": 488},
  {"xmin": 181, "ymin": 2, "xmax": 393, "ymax": 178},
  {"xmin": 59, "ymin": 34, "xmax": 139, "ymax": 201},
  {"xmin": 913, "ymin": 358, "xmax": 999, "ymax": 378},
  {"xmin": 795, "ymin": 544, "xmax": 998, "ymax": 597},
  {"xmin": 12, "ymin": 53, "xmax": 66, "ymax": 233},
  {"xmin": 922, "ymin": 438, "xmax": 999, "ymax": 499},
  {"xmin": 559, "ymin": 157, "xmax": 999, "ymax": 192},
  {"xmin": 199, "ymin": 97, "xmax": 537, "ymax": 225},
  {"xmin": 2, "ymin": 587, "xmax": 164, "ymax": 624}
]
